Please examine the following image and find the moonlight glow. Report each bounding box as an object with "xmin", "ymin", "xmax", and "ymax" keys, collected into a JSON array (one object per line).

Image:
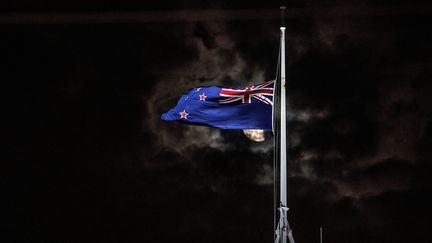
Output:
[{"xmin": 243, "ymin": 129, "xmax": 265, "ymax": 142}]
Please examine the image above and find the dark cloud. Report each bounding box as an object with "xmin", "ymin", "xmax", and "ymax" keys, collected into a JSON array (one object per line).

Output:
[{"xmin": 2, "ymin": 2, "xmax": 432, "ymax": 243}]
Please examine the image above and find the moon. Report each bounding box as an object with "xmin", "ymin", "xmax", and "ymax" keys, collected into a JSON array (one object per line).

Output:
[{"xmin": 243, "ymin": 129, "xmax": 265, "ymax": 142}]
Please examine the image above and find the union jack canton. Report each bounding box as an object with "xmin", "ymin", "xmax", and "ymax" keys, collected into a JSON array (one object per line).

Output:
[{"xmin": 219, "ymin": 80, "xmax": 274, "ymax": 105}]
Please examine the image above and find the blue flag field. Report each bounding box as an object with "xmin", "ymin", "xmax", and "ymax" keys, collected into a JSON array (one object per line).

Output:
[{"xmin": 161, "ymin": 80, "xmax": 274, "ymax": 131}]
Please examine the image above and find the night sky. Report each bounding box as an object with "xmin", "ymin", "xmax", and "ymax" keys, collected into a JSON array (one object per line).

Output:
[{"xmin": 2, "ymin": 1, "xmax": 432, "ymax": 242}]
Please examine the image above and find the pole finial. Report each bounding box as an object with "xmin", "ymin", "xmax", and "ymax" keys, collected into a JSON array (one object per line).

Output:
[{"xmin": 280, "ymin": 6, "xmax": 286, "ymax": 26}]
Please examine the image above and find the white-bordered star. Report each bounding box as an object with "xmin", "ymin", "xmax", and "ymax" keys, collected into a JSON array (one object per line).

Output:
[
  {"xmin": 179, "ymin": 110, "xmax": 188, "ymax": 119},
  {"xmin": 199, "ymin": 93, "xmax": 207, "ymax": 101}
]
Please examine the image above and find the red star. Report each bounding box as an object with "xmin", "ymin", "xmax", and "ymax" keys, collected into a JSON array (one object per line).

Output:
[
  {"xmin": 179, "ymin": 110, "xmax": 188, "ymax": 119},
  {"xmin": 199, "ymin": 93, "xmax": 207, "ymax": 101}
]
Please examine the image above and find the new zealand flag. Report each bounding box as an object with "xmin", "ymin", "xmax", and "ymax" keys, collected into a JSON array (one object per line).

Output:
[{"xmin": 161, "ymin": 80, "xmax": 274, "ymax": 131}]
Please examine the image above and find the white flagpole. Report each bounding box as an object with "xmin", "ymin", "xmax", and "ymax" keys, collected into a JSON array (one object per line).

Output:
[
  {"xmin": 280, "ymin": 26, "xmax": 287, "ymax": 214},
  {"xmin": 276, "ymin": 6, "xmax": 295, "ymax": 243}
]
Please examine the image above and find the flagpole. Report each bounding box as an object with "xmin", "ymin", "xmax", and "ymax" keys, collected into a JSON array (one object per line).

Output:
[
  {"xmin": 280, "ymin": 25, "xmax": 287, "ymax": 219},
  {"xmin": 276, "ymin": 6, "xmax": 295, "ymax": 243}
]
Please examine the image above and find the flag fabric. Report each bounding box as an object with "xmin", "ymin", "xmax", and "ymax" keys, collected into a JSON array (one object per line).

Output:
[{"xmin": 161, "ymin": 80, "xmax": 274, "ymax": 131}]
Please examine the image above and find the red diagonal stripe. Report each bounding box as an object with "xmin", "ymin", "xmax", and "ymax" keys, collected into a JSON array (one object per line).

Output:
[{"xmin": 220, "ymin": 89, "xmax": 273, "ymax": 96}]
